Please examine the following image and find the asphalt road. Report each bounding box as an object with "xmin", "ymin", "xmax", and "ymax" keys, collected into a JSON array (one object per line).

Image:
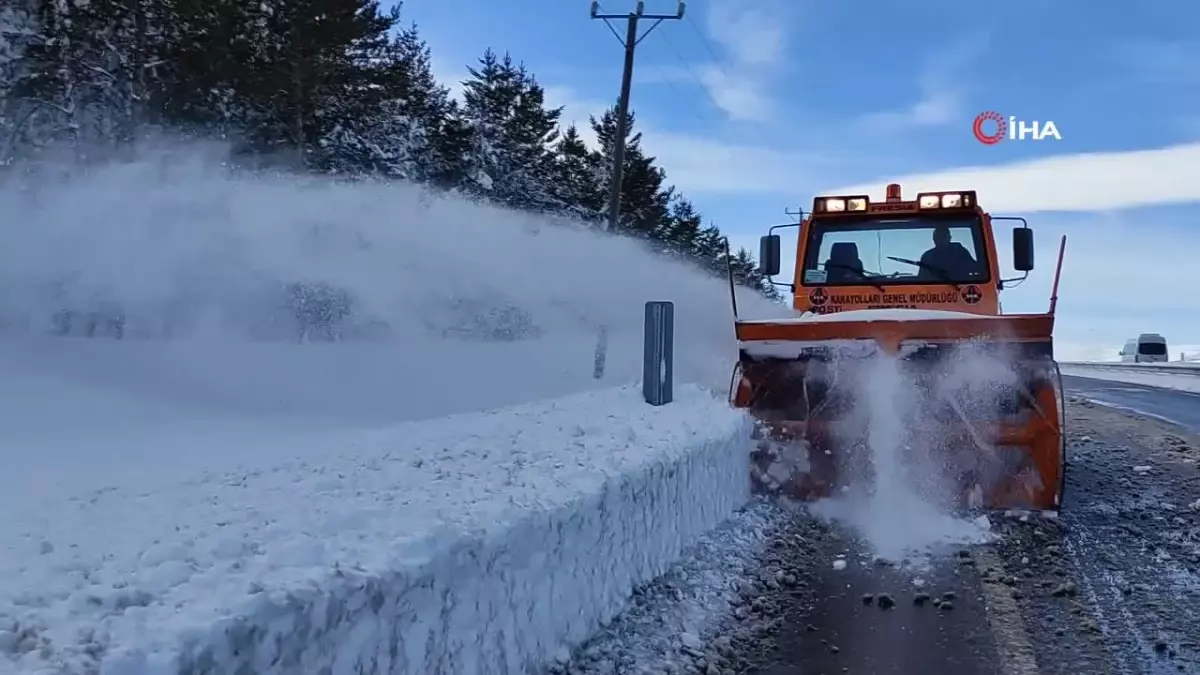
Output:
[
  {"xmin": 751, "ymin": 532, "xmax": 1005, "ymax": 675},
  {"xmin": 1061, "ymin": 374, "xmax": 1200, "ymax": 434},
  {"xmin": 565, "ymin": 376, "xmax": 1200, "ymax": 675},
  {"xmin": 739, "ymin": 377, "xmax": 1200, "ymax": 675}
]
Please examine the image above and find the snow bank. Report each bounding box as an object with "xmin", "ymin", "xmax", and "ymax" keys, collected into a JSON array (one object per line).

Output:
[
  {"xmin": 0, "ymin": 385, "xmax": 753, "ymax": 675},
  {"xmin": 1060, "ymin": 364, "xmax": 1200, "ymax": 394}
]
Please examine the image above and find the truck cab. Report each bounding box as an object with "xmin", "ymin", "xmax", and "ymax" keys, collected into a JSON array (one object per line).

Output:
[{"xmin": 759, "ymin": 184, "xmax": 1034, "ymax": 317}]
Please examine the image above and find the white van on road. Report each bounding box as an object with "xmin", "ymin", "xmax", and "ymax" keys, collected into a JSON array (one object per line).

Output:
[{"xmin": 1120, "ymin": 333, "xmax": 1169, "ymax": 363}]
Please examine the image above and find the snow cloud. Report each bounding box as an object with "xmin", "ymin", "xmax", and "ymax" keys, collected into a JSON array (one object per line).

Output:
[{"xmin": 0, "ymin": 144, "xmax": 788, "ymax": 423}]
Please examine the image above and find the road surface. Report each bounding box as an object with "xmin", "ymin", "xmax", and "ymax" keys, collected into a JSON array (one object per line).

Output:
[
  {"xmin": 565, "ymin": 377, "xmax": 1200, "ymax": 675},
  {"xmin": 736, "ymin": 377, "xmax": 1200, "ymax": 675},
  {"xmin": 1062, "ymin": 374, "xmax": 1200, "ymax": 434}
]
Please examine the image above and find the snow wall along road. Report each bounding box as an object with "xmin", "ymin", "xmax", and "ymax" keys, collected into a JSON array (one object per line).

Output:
[
  {"xmin": 1, "ymin": 387, "xmax": 753, "ymax": 675},
  {"xmin": 0, "ymin": 153, "xmax": 780, "ymax": 673}
]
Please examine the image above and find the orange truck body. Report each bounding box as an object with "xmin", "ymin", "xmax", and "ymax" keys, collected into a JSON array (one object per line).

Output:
[{"xmin": 731, "ymin": 184, "xmax": 1068, "ymax": 511}]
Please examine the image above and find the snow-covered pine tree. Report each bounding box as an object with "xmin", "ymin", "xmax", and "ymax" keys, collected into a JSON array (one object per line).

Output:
[
  {"xmin": 551, "ymin": 123, "xmax": 604, "ymax": 222},
  {"xmin": 502, "ymin": 62, "xmax": 561, "ymax": 212},
  {"xmin": 588, "ymin": 105, "xmax": 671, "ymax": 238},
  {"xmin": 660, "ymin": 197, "xmax": 704, "ymax": 258},
  {"xmin": 0, "ymin": 0, "xmax": 782, "ymax": 302},
  {"xmin": 0, "ymin": 0, "xmax": 40, "ymax": 166},
  {"xmin": 313, "ymin": 20, "xmax": 427, "ymax": 178},
  {"xmin": 692, "ymin": 223, "xmax": 728, "ymax": 273},
  {"xmin": 385, "ymin": 24, "xmax": 463, "ymax": 185},
  {"xmin": 458, "ymin": 50, "xmax": 519, "ymax": 198},
  {"xmin": 1, "ymin": 0, "xmax": 162, "ymax": 165},
  {"xmin": 152, "ymin": 0, "xmax": 264, "ymax": 142},
  {"xmin": 425, "ymin": 98, "xmax": 471, "ymax": 190},
  {"xmin": 459, "ymin": 49, "xmax": 561, "ymax": 211}
]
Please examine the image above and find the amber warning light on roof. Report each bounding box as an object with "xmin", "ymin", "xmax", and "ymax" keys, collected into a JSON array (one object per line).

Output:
[{"xmin": 973, "ymin": 111, "xmax": 1062, "ymax": 145}]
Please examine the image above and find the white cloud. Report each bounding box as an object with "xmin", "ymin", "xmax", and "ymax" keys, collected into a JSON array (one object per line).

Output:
[
  {"xmin": 695, "ymin": 65, "xmax": 775, "ymax": 123},
  {"xmin": 639, "ymin": 131, "xmax": 820, "ymax": 193},
  {"xmin": 824, "ymin": 142, "xmax": 1200, "ymax": 212},
  {"xmin": 857, "ymin": 79, "xmax": 959, "ymax": 132},
  {"xmin": 704, "ymin": 2, "xmax": 785, "ymax": 67},
  {"xmin": 856, "ymin": 35, "xmax": 988, "ymax": 133}
]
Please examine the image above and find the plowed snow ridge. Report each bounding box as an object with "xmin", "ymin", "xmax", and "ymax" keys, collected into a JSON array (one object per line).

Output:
[{"xmin": 0, "ymin": 385, "xmax": 752, "ymax": 674}]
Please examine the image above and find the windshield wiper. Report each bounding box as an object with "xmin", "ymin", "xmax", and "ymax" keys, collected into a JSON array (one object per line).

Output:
[
  {"xmin": 885, "ymin": 256, "xmax": 961, "ymax": 291},
  {"xmin": 824, "ymin": 263, "xmax": 887, "ymax": 293}
]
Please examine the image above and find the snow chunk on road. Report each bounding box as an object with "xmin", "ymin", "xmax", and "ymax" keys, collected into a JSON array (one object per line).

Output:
[{"xmin": 0, "ymin": 385, "xmax": 753, "ymax": 675}]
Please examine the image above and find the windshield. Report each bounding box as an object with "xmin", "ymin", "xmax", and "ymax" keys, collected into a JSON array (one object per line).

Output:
[{"xmin": 801, "ymin": 216, "xmax": 989, "ymax": 285}]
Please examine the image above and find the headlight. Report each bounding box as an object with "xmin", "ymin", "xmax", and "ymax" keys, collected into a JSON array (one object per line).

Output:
[
  {"xmin": 941, "ymin": 193, "xmax": 962, "ymax": 208},
  {"xmin": 918, "ymin": 195, "xmax": 940, "ymax": 208},
  {"xmin": 824, "ymin": 198, "xmax": 846, "ymax": 211},
  {"xmin": 847, "ymin": 198, "xmax": 868, "ymax": 211}
]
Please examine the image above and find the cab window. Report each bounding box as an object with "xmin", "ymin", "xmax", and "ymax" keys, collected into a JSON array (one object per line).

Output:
[{"xmin": 801, "ymin": 216, "xmax": 989, "ymax": 285}]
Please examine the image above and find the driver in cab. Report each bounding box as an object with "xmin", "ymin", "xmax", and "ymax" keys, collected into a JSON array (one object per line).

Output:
[{"xmin": 919, "ymin": 225, "xmax": 979, "ymax": 280}]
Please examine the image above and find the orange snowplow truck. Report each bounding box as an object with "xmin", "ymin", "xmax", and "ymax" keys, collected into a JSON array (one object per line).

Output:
[{"xmin": 731, "ymin": 183, "xmax": 1068, "ymax": 511}]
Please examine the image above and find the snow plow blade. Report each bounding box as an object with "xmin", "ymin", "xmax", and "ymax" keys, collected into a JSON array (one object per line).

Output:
[{"xmin": 729, "ymin": 311, "xmax": 1065, "ymax": 511}]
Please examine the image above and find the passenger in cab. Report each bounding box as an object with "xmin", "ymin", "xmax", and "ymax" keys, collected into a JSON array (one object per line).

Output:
[{"xmin": 919, "ymin": 225, "xmax": 978, "ymax": 280}]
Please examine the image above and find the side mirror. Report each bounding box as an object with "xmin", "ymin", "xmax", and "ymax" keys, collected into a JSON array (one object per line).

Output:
[
  {"xmin": 1012, "ymin": 227, "xmax": 1034, "ymax": 272},
  {"xmin": 759, "ymin": 234, "xmax": 781, "ymax": 276}
]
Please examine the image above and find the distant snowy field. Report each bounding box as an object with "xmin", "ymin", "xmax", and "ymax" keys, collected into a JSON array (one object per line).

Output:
[{"xmin": 0, "ymin": 384, "xmax": 752, "ymax": 674}]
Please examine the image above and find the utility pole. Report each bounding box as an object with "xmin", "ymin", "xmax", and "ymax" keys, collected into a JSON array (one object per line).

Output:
[{"xmin": 590, "ymin": 1, "xmax": 685, "ymax": 232}]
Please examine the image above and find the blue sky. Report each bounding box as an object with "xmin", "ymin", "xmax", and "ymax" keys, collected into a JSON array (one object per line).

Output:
[{"xmin": 397, "ymin": 0, "xmax": 1200, "ymax": 361}]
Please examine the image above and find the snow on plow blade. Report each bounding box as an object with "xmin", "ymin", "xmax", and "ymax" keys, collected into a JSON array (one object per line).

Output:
[{"xmin": 729, "ymin": 311, "xmax": 1065, "ymax": 511}]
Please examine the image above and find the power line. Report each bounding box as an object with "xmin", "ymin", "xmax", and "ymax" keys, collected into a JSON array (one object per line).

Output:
[
  {"xmin": 655, "ymin": 30, "xmax": 729, "ymax": 124},
  {"xmin": 683, "ymin": 13, "xmax": 729, "ymax": 79},
  {"xmin": 655, "ymin": 12, "xmax": 778, "ymax": 149}
]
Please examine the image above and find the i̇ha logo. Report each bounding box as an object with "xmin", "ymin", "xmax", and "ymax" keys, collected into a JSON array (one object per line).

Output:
[{"xmin": 973, "ymin": 111, "xmax": 1061, "ymax": 144}]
